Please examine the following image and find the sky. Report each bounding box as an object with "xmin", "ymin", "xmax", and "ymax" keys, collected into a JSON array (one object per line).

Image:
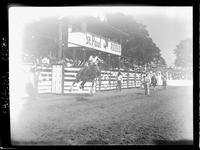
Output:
[
  {"xmin": 9, "ymin": 6, "xmax": 192, "ymax": 66},
  {"xmin": 130, "ymin": 7, "xmax": 192, "ymax": 67}
]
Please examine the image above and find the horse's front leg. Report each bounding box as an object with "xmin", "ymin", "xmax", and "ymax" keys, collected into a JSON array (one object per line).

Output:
[
  {"xmin": 70, "ymin": 79, "xmax": 78, "ymax": 92},
  {"xmin": 80, "ymin": 80, "xmax": 86, "ymax": 89},
  {"xmin": 72, "ymin": 81, "xmax": 75, "ymax": 87}
]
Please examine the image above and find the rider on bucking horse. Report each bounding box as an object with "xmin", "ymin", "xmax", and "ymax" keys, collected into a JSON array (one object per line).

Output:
[
  {"xmin": 71, "ymin": 55, "xmax": 103, "ymax": 90},
  {"xmin": 88, "ymin": 55, "xmax": 101, "ymax": 76}
]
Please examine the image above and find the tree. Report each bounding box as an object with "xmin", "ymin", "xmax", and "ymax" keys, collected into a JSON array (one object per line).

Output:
[
  {"xmin": 174, "ymin": 38, "xmax": 192, "ymax": 68},
  {"xmin": 105, "ymin": 13, "xmax": 165, "ymax": 67}
]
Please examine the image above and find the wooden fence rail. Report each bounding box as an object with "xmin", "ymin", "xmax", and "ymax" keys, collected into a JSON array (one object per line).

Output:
[{"xmin": 36, "ymin": 65, "xmax": 145, "ymax": 94}]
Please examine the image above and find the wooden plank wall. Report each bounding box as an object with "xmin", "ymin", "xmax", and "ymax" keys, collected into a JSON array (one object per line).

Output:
[{"xmin": 37, "ymin": 66, "xmax": 144, "ymax": 94}]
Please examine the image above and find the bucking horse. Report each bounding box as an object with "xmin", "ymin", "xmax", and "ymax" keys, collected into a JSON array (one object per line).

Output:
[{"xmin": 70, "ymin": 56, "xmax": 104, "ymax": 94}]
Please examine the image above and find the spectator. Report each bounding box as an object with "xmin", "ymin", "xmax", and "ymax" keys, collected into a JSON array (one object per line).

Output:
[
  {"xmin": 151, "ymin": 72, "xmax": 157, "ymax": 90},
  {"xmin": 26, "ymin": 66, "xmax": 39, "ymax": 98},
  {"xmin": 157, "ymin": 72, "xmax": 162, "ymax": 85},
  {"xmin": 144, "ymin": 72, "xmax": 151, "ymax": 95},
  {"xmin": 42, "ymin": 57, "xmax": 50, "ymax": 65},
  {"xmin": 116, "ymin": 71, "xmax": 123, "ymax": 91},
  {"xmin": 66, "ymin": 61, "xmax": 73, "ymax": 67},
  {"xmin": 162, "ymin": 73, "xmax": 167, "ymax": 89}
]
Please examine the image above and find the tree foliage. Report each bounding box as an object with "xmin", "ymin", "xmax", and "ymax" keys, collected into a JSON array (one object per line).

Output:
[
  {"xmin": 105, "ymin": 13, "xmax": 166, "ymax": 67},
  {"xmin": 173, "ymin": 38, "xmax": 192, "ymax": 68}
]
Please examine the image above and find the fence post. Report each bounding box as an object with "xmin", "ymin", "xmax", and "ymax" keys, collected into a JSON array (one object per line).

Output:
[
  {"xmin": 52, "ymin": 64, "xmax": 63, "ymax": 94},
  {"xmin": 134, "ymin": 72, "xmax": 136, "ymax": 87},
  {"xmin": 108, "ymin": 54, "xmax": 111, "ymax": 90},
  {"xmin": 127, "ymin": 60, "xmax": 130, "ymax": 88},
  {"xmin": 127, "ymin": 70, "xmax": 129, "ymax": 88},
  {"xmin": 99, "ymin": 71, "xmax": 101, "ymax": 91},
  {"xmin": 51, "ymin": 65, "xmax": 53, "ymax": 93},
  {"xmin": 140, "ymin": 72, "xmax": 143, "ymax": 87},
  {"xmin": 62, "ymin": 64, "xmax": 64, "ymax": 94},
  {"xmin": 109, "ymin": 71, "xmax": 111, "ymax": 90}
]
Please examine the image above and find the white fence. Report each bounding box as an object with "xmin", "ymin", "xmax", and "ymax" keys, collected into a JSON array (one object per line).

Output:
[
  {"xmin": 37, "ymin": 66, "xmax": 52, "ymax": 93},
  {"xmin": 22, "ymin": 64, "xmax": 193, "ymax": 95},
  {"xmin": 36, "ymin": 65, "xmax": 145, "ymax": 94},
  {"xmin": 96, "ymin": 70, "xmax": 144, "ymax": 91},
  {"xmin": 167, "ymin": 80, "xmax": 193, "ymax": 86}
]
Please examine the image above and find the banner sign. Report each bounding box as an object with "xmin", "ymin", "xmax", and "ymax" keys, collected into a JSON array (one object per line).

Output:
[{"xmin": 68, "ymin": 32, "xmax": 121, "ymax": 56}]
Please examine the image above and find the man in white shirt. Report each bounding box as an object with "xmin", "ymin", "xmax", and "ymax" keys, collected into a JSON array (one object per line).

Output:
[
  {"xmin": 116, "ymin": 71, "xmax": 123, "ymax": 91},
  {"xmin": 89, "ymin": 55, "xmax": 99, "ymax": 65},
  {"xmin": 144, "ymin": 73, "xmax": 151, "ymax": 95}
]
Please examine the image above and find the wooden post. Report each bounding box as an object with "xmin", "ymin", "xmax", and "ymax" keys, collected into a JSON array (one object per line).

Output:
[
  {"xmin": 98, "ymin": 72, "xmax": 101, "ymax": 91},
  {"xmin": 72, "ymin": 49, "xmax": 76, "ymax": 66},
  {"xmin": 62, "ymin": 64, "xmax": 64, "ymax": 94},
  {"xmin": 58, "ymin": 19, "xmax": 63, "ymax": 59},
  {"xmin": 134, "ymin": 72, "xmax": 136, "ymax": 87},
  {"xmin": 108, "ymin": 54, "xmax": 111, "ymax": 89},
  {"xmin": 63, "ymin": 23, "xmax": 68, "ymax": 59},
  {"xmin": 127, "ymin": 59, "xmax": 129, "ymax": 88},
  {"xmin": 118, "ymin": 56, "xmax": 121, "ymax": 70},
  {"xmin": 97, "ymin": 52, "xmax": 102, "ymax": 91},
  {"xmin": 140, "ymin": 72, "xmax": 143, "ymax": 87},
  {"xmin": 108, "ymin": 54, "xmax": 111, "ymax": 68},
  {"xmin": 83, "ymin": 48, "xmax": 86, "ymax": 64}
]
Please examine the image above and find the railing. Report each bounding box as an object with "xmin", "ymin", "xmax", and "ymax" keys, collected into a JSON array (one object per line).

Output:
[
  {"xmin": 96, "ymin": 70, "xmax": 144, "ymax": 91},
  {"xmin": 36, "ymin": 65, "xmax": 145, "ymax": 94}
]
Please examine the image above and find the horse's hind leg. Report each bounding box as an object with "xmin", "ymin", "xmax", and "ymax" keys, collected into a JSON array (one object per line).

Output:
[
  {"xmin": 72, "ymin": 77, "xmax": 80, "ymax": 86},
  {"xmin": 70, "ymin": 80, "xmax": 78, "ymax": 92}
]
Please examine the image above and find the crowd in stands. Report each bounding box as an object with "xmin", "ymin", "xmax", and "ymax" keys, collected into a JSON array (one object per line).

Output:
[
  {"xmin": 22, "ymin": 54, "xmax": 86, "ymax": 67},
  {"xmin": 22, "ymin": 54, "xmax": 144, "ymax": 71},
  {"xmin": 22, "ymin": 54, "xmax": 188, "ymax": 80}
]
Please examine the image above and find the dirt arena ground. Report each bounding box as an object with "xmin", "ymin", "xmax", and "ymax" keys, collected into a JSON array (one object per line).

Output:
[{"xmin": 10, "ymin": 85, "xmax": 193, "ymax": 145}]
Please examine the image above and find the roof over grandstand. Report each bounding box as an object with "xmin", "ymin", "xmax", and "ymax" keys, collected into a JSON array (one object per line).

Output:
[{"xmin": 66, "ymin": 16, "xmax": 129, "ymax": 39}]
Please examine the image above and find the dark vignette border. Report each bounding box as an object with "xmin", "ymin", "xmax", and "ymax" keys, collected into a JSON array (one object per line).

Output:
[{"xmin": 0, "ymin": 0, "xmax": 198, "ymax": 149}]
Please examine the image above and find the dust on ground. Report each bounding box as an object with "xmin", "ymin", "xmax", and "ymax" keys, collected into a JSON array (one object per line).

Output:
[{"xmin": 11, "ymin": 85, "xmax": 193, "ymax": 145}]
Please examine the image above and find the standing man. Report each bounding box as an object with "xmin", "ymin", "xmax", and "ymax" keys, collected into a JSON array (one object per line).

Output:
[
  {"xmin": 162, "ymin": 73, "xmax": 167, "ymax": 89},
  {"xmin": 157, "ymin": 71, "xmax": 162, "ymax": 85},
  {"xmin": 116, "ymin": 71, "xmax": 123, "ymax": 91},
  {"xmin": 151, "ymin": 72, "xmax": 157, "ymax": 90},
  {"xmin": 26, "ymin": 66, "xmax": 37, "ymax": 98},
  {"xmin": 144, "ymin": 72, "xmax": 151, "ymax": 95}
]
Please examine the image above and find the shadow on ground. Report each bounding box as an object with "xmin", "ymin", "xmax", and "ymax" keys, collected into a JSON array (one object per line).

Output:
[
  {"xmin": 86, "ymin": 139, "xmax": 109, "ymax": 145},
  {"xmin": 153, "ymin": 139, "xmax": 193, "ymax": 145},
  {"xmin": 75, "ymin": 97, "xmax": 90, "ymax": 101},
  {"xmin": 135, "ymin": 92, "xmax": 144, "ymax": 95}
]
